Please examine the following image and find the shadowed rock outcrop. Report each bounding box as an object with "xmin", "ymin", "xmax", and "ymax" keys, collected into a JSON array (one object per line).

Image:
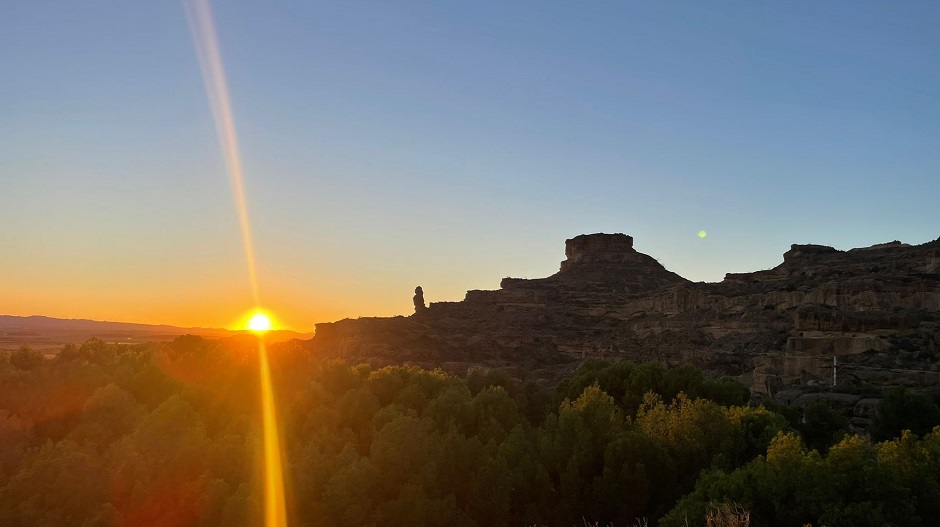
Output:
[
  {"xmin": 413, "ymin": 286, "xmax": 427, "ymax": 315},
  {"xmin": 307, "ymin": 233, "xmax": 940, "ymax": 394}
]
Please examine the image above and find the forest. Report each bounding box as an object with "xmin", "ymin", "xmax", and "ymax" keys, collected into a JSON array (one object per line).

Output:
[{"xmin": 2, "ymin": 336, "xmax": 940, "ymax": 527}]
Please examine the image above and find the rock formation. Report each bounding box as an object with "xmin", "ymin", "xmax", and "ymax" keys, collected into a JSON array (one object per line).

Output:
[
  {"xmin": 308, "ymin": 233, "xmax": 940, "ymax": 403},
  {"xmin": 413, "ymin": 286, "xmax": 427, "ymax": 315}
]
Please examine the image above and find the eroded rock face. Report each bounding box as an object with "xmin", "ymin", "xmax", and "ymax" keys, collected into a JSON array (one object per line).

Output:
[
  {"xmin": 504, "ymin": 233, "xmax": 688, "ymax": 295},
  {"xmin": 561, "ymin": 233, "xmax": 635, "ymax": 270},
  {"xmin": 307, "ymin": 233, "xmax": 940, "ymax": 390},
  {"xmin": 413, "ymin": 286, "xmax": 427, "ymax": 315}
]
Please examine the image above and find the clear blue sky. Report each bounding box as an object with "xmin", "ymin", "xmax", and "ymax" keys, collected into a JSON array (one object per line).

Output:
[{"xmin": 1, "ymin": 1, "xmax": 938, "ymax": 330}]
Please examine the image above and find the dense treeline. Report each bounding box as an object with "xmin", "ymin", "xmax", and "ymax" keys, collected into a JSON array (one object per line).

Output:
[{"xmin": 1, "ymin": 338, "xmax": 939, "ymax": 526}]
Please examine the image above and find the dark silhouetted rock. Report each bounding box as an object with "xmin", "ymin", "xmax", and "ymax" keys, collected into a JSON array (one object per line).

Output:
[
  {"xmin": 413, "ymin": 286, "xmax": 427, "ymax": 315},
  {"xmin": 308, "ymin": 233, "xmax": 940, "ymax": 389}
]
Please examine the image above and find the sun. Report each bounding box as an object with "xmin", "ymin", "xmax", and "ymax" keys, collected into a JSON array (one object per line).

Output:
[{"xmin": 247, "ymin": 312, "xmax": 272, "ymax": 332}]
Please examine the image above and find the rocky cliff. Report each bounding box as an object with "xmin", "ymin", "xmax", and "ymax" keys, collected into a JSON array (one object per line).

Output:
[{"xmin": 307, "ymin": 233, "xmax": 940, "ymax": 398}]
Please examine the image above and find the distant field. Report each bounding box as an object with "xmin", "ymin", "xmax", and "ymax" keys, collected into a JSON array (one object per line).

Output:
[{"xmin": 0, "ymin": 315, "xmax": 313, "ymax": 351}]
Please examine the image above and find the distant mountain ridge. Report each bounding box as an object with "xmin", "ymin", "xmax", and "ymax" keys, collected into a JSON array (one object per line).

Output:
[{"xmin": 0, "ymin": 315, "xmax": 313, "ymax": 350}]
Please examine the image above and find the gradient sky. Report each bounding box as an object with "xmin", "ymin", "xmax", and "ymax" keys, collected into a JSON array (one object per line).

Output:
[{"xmin": 2, "ymin": 1, "xmax": 938, "ymax": 331}]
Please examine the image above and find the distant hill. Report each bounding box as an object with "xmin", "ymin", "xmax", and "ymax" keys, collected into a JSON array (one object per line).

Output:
[{"xmin": 0, "ymin": 315, "xmax": 313, "ymax": 351}]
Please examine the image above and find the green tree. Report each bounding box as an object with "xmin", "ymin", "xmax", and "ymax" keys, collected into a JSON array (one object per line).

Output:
[{"xmin": 873, "ymin": 387, "xmax": 940, "ymax": 440}]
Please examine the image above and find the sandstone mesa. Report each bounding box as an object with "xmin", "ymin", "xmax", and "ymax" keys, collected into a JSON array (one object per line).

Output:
[{"xmin": 308, "ymin": 233, "xmax": 940, "ymax": 429}]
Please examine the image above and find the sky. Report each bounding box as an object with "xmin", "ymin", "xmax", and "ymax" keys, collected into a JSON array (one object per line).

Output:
[{"xmin": 1, "ymin": 1, "xmax": 938, "ymax": 331}]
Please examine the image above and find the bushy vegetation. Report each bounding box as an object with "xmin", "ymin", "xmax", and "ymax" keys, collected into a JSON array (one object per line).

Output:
[
  {"xmin": 663, "ymin": 430, "xmax": 940, "ymax": 527},
  {"xmin": 1, "ymin": 339, "xmax": 939, "ymax": 526}
]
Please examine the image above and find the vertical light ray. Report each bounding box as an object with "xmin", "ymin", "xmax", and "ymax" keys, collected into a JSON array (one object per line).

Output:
[
  {"xmin": 182, "ymin": 0, "xmax": 260, "ymax": 306},
  {"xmin": 182, "ymin": 2, "xmax": 287, "ymax": 526},
  {"xmin": 258, "ymin": 341, "xmax": 288, "ymax": 527}
]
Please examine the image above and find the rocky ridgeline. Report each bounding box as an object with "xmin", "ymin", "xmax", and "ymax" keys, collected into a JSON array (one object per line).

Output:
[{"xmin": 308, "ymin": 233, "xmax": 940, "ymax": 421}]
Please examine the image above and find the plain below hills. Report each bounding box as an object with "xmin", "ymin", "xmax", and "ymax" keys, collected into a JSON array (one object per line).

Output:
[{"xmin": 0, "ymin": 315, "xmax": 313, "ymax": 352}]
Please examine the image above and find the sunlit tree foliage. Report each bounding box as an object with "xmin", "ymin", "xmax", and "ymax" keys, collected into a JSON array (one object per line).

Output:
[{"xmin": 1, "ymin": 339, "xmax": 939, "ymax": 526}]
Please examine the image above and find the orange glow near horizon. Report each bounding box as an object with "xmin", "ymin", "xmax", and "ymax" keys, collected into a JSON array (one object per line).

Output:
[
  {"xmin": 248, "ymin": 312, "xmax": 273, "ymax": 332},
  {"xmin": 183, "ymin": 1, "xmax": 288, "ymax": 526},
  {"xmin": 235, "ymin": 308, "xmax": 280, "ymax": 333}
]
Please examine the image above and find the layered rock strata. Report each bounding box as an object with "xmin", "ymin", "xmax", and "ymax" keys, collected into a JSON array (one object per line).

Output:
[{"xmin": 307, "ymin": 233, "xmax": 940, "ymax": 395}]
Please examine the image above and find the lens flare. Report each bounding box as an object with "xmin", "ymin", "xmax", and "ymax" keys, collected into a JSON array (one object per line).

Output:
[
  {"xmin": 182, "ymin": 1, "xmax": 287, "ymax": 526},
  {"xmin": 248, "ymin": 312, "xmax": 272, "ymax": 332},
  {"xmin": 182, "ymin": 0, "xmax": 260, "ymax": 307},
  {"xmin": 258, "ymin": 341, "xmax": 287, "ymax": 527},
  {"xmin": 698, "ymin": 230, "xmax": 708, "ymax": 239}
]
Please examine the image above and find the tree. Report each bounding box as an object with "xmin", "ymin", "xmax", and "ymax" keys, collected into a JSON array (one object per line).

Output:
[
  {"xmin": 872, "ymin": 387, "xmax": 940, "ymax": 440},
  {"xmin": 9, "ymin": 345, "xmax": 43, "ymax": 371}
]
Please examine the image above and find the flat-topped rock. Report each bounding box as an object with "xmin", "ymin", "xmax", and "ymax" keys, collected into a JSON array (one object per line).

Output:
[
  {"xmin": 308, "ymin": 232, "xmax": 940, "ymax": 390},
  {"xmin": 542, "ymin": 233, "xmax": 689, "ymax": 293},
  {"xmin": 560, "ymin": 233, "xmax": 635, "ymax": 271},
  {"xmin": 782, "ymin": 244, "xmax": 839, "ymax": 264}
]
